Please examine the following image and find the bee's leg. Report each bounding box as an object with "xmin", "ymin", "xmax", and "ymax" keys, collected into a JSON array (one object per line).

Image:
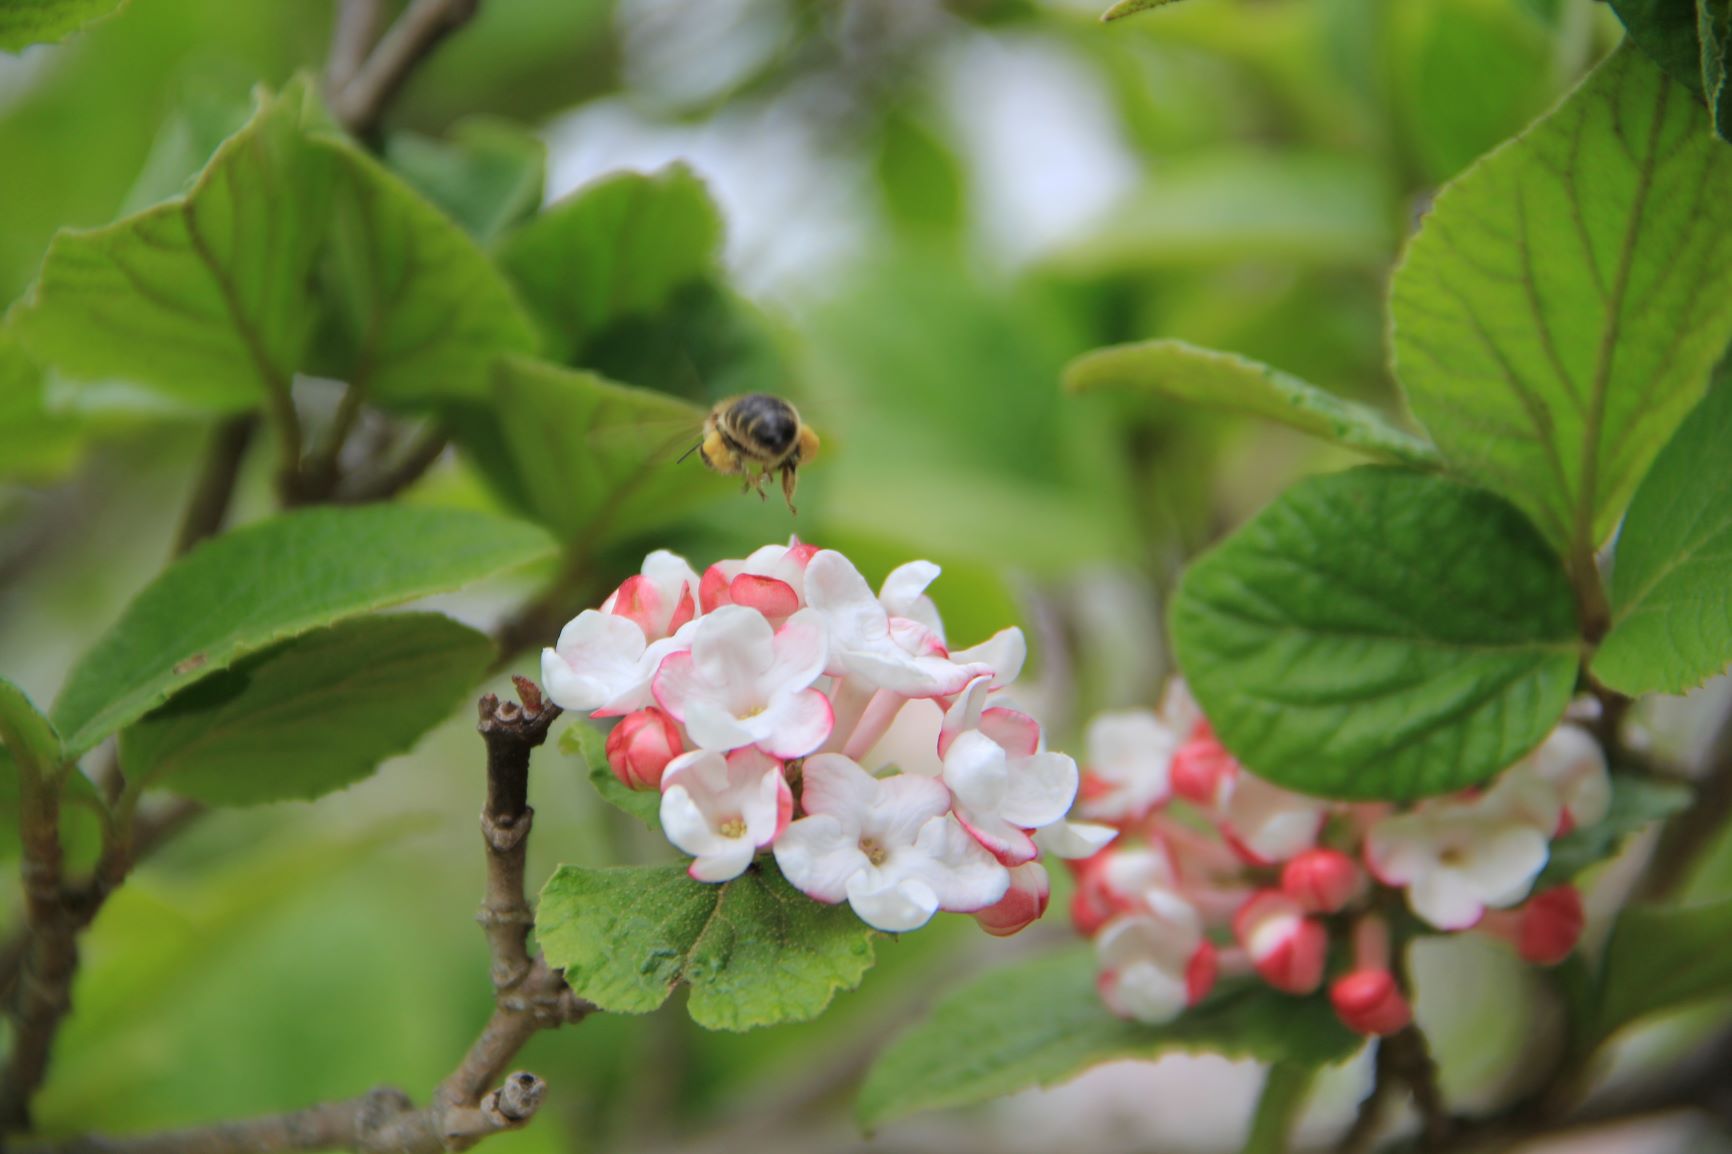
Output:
[{"xmin": 780, "ymin": 464, "xmax": 799, "ymax": 515}]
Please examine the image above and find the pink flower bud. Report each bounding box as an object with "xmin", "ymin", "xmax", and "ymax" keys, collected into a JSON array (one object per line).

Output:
[
  {"xmin": 728, "ymin": 573, "xmax": 800, "ymax": 619},
  {"xmin": 1282, "ymin": 849, "xmax": 1363, "ymax": 914},
  {"xmin": 605, "ymin": 708, "xmax": 684, "ymax": 791},
  {"xmin": 1330, "ymin": 970, "xmax": 1412, "ymax": 1036},
  {"xmin": 1517, "ymin": 886, "xmax": 1584, "ymax": 966},
  {"xmin": 1186, "ymin": 939, "xmax": 1219, "ymax": 1005},
  {"xmin": 1234, "ymin": 891, "xmax": 1328, "ymax": 995},
  {"xmin": 1171, "ymin": 726, "xmax": 1237, "ymax": 806},
  {"xmin": 975, "ymin": 862, "xmax": 1050, "ymax": 937}
]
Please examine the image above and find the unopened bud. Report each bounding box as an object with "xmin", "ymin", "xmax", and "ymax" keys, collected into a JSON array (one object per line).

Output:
[
  {"xmin": 605, "ymin": 707, "xmax": 683, "ymax": 791},
  {"xmin": 1234, "ymin": 891, "xmax": 1328, "ymax": 995},
  {"xmin": 1330, "ymin": 969, "xmax": 1412, "ymax": 1036},
  {"xmin": 975, "ymin": 862, "xmax": 1050, "ymax": 937},
  {"xmin": 1282, "ymin": 849, "xmax": 1362, "ymax": 914},
  {"xmin": 1517, "ymin": 886, "xmax": 1584, "ymax": 966}
]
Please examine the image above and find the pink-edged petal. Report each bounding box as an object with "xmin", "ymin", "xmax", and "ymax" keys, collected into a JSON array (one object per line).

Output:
[
  {"xmin": 766, "ymin": 608, "xmax": 829, "ymax": 688},
  {"xmin": 878, "ymin": 560, "xmax": 941, "ymax": 617},
  {"xmin": 871, "ymin": 772, "xmax": 954, "ymax": 844},
  {"xmin": 730, "ymin": 573, "xmax": 800, "ymax": 618},
  {"xmin": 691, "ymin": 605, "xmax": 776, "ymax": 687},
  {"xmin": 938, "ymin": 675, "xmax": 992, "ymax": 756},
  {"xmin": 797, "ymin": 754, "xmax": 880, "ymax": 825},
  {"xmin": 690, "ymin": 838, "xmax": 757, "ymax": 883},
  {"xmin": 845, "ymin": 871, "xmax": 940, "ymax": 932},
  {"xmin": 954, "ymin": 804, "xmax": 1039, "ymax": 866},
  {"xmin": 774, "ymin": 814, "xmax": 866, "ymax": 903},
  {"xmin": 942, "ymin": 730, "xmax": 1009, "ymax": 813},
  {"xmin": 667, "ymin": 585, "xmax": 697, "ymax": 634},
  {"xmin": 754, "ymin": 688, "xmax": 834, "ymax": 758},
  {"xmin": 908, "ymin": 816, "xmax": 1015, "ymax": 910},
  {"xmin": 683, "ymin": 697, "xmax": 758, "ymax": 751},
  {"xmin": 888, "ymin": 616, "xmax": 948, "ymax": 659},
  {"xmin": 949, "ymin": 627, "xmax": 1026, "ymax": 689},
  {"xmin": 979, "ymin": 708, "xmax": 1041, "ymax": 758},
  {"xmin": 846, "ymin": 649, "xmax": 976, "ymax": 698},
  {"xmin": 1033, "ymin": 820, "xmax": 1118, "ymax": 859},
  {"xmin": 700, "ymin": 564, "xmax": 735, "ymax": 612},
  {"xmin": 660, "ymin": 784, "xmax": 727, "ymax": 859},
  {"xmin": 1000, "ymin": 750, "xmax": 1078, "ymax": 829}
]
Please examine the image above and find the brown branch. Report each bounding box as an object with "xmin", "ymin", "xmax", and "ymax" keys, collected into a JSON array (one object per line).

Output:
[
  {"xmin": 474, "ymin": 678, "xmax": 558, "ymax": 993},
  {"xmin": 330, "ymin": 0, "xmax": 482, "ymax": 134},
  {"xmin": 0, "ymin": 751, "xmax": 71, "ymax": 1131},
  {"xmin": 338, "ymin": 429, "xmax": 449, "ymax": 505},
  {"xmin": 173, "ymin": 416, "xmax": 256, "ymax": 558},
  {"xmin": 326, "ymin": 0, "xmax": 387, "ymax": 96},
  {"xmin": 1336, "ymin": 1037, "xmax": 1397, "ymax": 1154}
]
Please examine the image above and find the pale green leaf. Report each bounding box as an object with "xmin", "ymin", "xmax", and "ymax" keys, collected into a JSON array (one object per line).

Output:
[
  {"xmin": 384, "ymin": 118, "xmax": 546, "ymax": 244},
  {"xmin": 50, "ymin": 505, "xmax": 554, "ymax": 758},
  {"xmin": 1594, "ymin": 354, "xmax": 1732, "ymax": 694},
  {"xmin": 0, "ymin": 333, "xmax": 81, "ymax": 480},
  {"xmin": 1101, "ymin": 0, "xmax": 1187, "ymax": 21},
  {"xmin": 1170, "ymin": 468, "xmax": 1580, "ymax": 801},
  {"xmin": 1243, "ymin": 1064, "xmax": 1317, "ymax": 1154},
  {"xmin": 558, "ymin": 721, "xmax": 660, "ymax": 830},
  {"xmin": 1391, "ymin": 44, "xmax": 1732, "ymax": 557},
  {"xmin": 856, "ymin": 947, "xmax": 1359, "ymax": 1131},
  {"xmin": 0, "ymin": 676, "xmax": 62, "ymax": 779},
  {"xmin": 472, "ymin": 356, "xmax": 727, "ymax": 548},
  {"xmin": 10, "ymin": 81, "xmax": 332, "ymax": 412},
  {"xmin": 1537, "ymin": 776, "xmax": 1692, "ymax": 886},
  {"xmin": 536, "ymin": 860, "xmax": 877, "ymax": 1032},
  {"xmin": 496, "ymin": 165, "xmax": 724, "ymax": 363},
  {"xmin": 1596, "ymin": 897, "xmax": 1732, "ymax": 1040},
  {"xmin": 0, "ymin": 0, "xmax": 127, "ymax": 50},
  {"xmin": 1065, "ymin": 339, "xmax": 1439, "ymax": 468},
  {"xmin": 120, "ymin": 614, "xmax": 493, "ymax": 806},
  {"xmin": 311, "ymin": 135, "xmax": 539, "ymax": 408}
]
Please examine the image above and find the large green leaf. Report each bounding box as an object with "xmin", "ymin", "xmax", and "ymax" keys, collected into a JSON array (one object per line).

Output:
[
  {"xmin": 1170, "ymin": 468, "xmax": 1580, "ymax": 801},
  {"xmin": 1065, "ymin": 339, "xmax": 1439, "ymax": 468},
  {"xmin": 1703, "ymin": 0, "xmax": 1732, "ymax": 136},
  {"xmin": 50, "ymin": 505, "xmax": 554, "ymax": 757},
  {"xmin": 384, "ymin": 118, "xmax": 546, "ymax": 244},
  {"xmin": 11, "ymin": 81, "xmax": 332, "ymax": 412},
  {"xmin": 1537, "ymin": 775, "xmax": 1692, "ymax": 886},
  {"xmin": 856, "ymin": 946, "xmax": 1359, "ymax": 1131},
  {"xmin": 495, "ymin": 165, "xmax": 724, "ymax": 364},
  {"xmin": 536, "ymin": 860, "xmax": 877, "ymax": 1032},
  {"xmin": 119, "ymin": 614, "xmax": 492, "ymax": 806},
  {"xmin": 558, "ymin": 722, "xmax": 660, "ymax": 831},
  {"xmin": 0, "ymin": 334, "xmax": 80, "ymax": 479},
  {"xmin": 1391, "ymin": 44, "xmax": 1732, "ymax": 559},
  {"xmin": 1596, "ymin": 897, "xmax": 1732, "ymax": 1041},
  {"xmin": 473, "ymin": 356, "xmax": 726, "ymax": 549},
  {"xmin": 1610, "ymin": 0, "xmax": 1707, "ymax": 97},
  {"xmin": 0, "ymin": 0, "xmax": 127, "ymax": 49},
  {"xmin": 312, "ymin": 135, "xmax": 538, "ymax": 408},
  {"xmin": 1594, "ymin": 368, "xmax": 1732, "ymax": 694}
]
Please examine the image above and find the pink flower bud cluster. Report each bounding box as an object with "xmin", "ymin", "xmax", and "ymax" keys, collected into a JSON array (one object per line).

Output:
[
  {"xmin": 544, "ymin": 541, "xmax": 1112, "ymax": 935},
  {"xmin": 1072, "ymin": 684, "xmax": 1609, "ymax": 1035}
]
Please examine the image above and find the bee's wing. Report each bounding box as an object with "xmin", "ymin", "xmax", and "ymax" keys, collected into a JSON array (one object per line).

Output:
[{"xmin": 579, "ymin": 412, "xmax": 705, "ymax": 468}]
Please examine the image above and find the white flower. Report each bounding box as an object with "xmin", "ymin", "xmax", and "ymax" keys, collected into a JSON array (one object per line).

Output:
[
  {"xmin": 652, "ymin": 605, "xmax": 833, "ymax": 758},
  {"xmin": 804, "ymin": 550, "xmax": 984, "ymax": 698},
  {"xmin": 877, "ymin": 560, "xmax": 947, "ymax": 639},
  {"xmin": 943, "ymin": 709, "xmax": 1079, "ymax": 866},
  {"xmin": 1365, "ymin": 793, "xmax": 1550, "ymax": 930},
  {"xmin": 601, "ymin": 549, "xmax": 700, "ymax": 641},
  {"xmin": 1075, "ymin": 709, "xmax": 1178, "ymax": 824},
  {"xmin": 1219, "ymin": 773, "xmax": 1328, "ymax": 865},
  {"xmin": 1515, "ymin": 724, "xmax": 1610, "ymax": 832},
  {"xmin": 1095, "ymin": 890, "xmax": 1213, "ymax": 1025},
  {"xmin": 541, "ymin": 610, "xmax": 692, "ymax": 716},
  {"xmin": 1032, "ymin": 819, "xmax": 1118, "ymax": 860},
  {"xmin": 700, "ymin": 538, "xmax": 820, "ymax": 620},
  {"xmin": 774, "ymin": 754, "xmax": 1009, "ymax": 932},
  {"xmin": 948, "ymin": 627, "xmax": 1027, "ymax": 690},
  {"xmin": 660, "ymin": 748, "xmax": 792, "ymax": 882}
]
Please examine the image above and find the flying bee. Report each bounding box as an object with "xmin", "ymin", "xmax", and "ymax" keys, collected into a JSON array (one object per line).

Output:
[{"xmin": 682, "ymin": 393, "xmax": 820, "ymax": 513}]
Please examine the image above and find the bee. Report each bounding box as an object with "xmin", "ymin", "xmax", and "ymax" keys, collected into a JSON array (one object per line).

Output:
[{"xmin": 683, "ymin": 393, "xmax": 820, "ymax": 513}]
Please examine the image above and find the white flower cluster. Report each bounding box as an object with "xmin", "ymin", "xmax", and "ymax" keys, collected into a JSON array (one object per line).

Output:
[{"xmin": 543, "ymin": 541, "xmax": 1113, "ymax": 934}]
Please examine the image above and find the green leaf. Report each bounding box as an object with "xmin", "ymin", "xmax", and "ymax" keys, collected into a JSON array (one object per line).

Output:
[
  {"xmin": 50, "ymin": 505, "xmax": 554, "ymax": 758},
  {"xmin": 383, "ymin": 118, "xmax": 546, "ymax": 244},
  {"xmin": 1596, "ymin": 897, "xmax": 1732, "ymax": 1040},
  {"xmin": 0, "ymin": 333, "xmax": 81, "ymax": 480},
  {"xmin": 558, "ymin": 721, "xmax": 660, "ymax": 830},
  {"xmin": 1594, "ymin": 362, "xmax": 1732, "ymax": 695},
  {"xmin": 1702, "ymin": 0, "xmax": 1732, "ymax": 137},
  {"xmin": 311, "ymin": 135, "xmax": 539, "ymax": 409},
  {"xmin": 1064, "ymin": 340, "xmax": 1439, "ymax": 468},
  {"xmin": 1391, "ymin": 44, "xmax": 1732, "ymax": 558},
  {"xmin": 536, "ymin": 860, "xmax": 877, "ymax": 1032},
  {"xmin": 856, "ymin": 947, "xmax": 1359, "ymax": 1131},
  {"xmin": 1170, "ymin": 468, "xmax": 1580, "ymax": 801},
  {"xmin": 1537, "ymin": 775, "xmax": 1692, "ymax": 886},
  {"xmin": 1610, "ymin": 0, "xmax": 1707, "ymax": 97},
  {"xmin": 1243, "ymin": 1064, "xmax": 1317, "ymax": 1154},
  {"xmin": 0, "ymin": 677, "xmax": 62, "ymax": 779},
  {"xmin": 1100, "ymin": 0, "xmax": 1187, "ymax": 21},
  {"xmin": 495, "ymin": 165, "xmax": 724, "ymax": 363},
  {"xmin": 119, "ymin": 614, "xmax": 492, "ymax": 806},
  {"xmin": 10, "ymin": 81, "xmax": 332, "ymax": 412},
  {"xmin": 0, "ymin": 0, "xmax": 128, "ymax": 50},
  {"xmin": 469, "ymin": 356, "xmax": 726, "ymax": 548}
]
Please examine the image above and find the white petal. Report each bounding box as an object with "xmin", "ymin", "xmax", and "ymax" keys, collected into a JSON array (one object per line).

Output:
[
  {"xmin": 755, "ymin": 688, "xmax": 834, "ymax": 759},
  {"xmin": 690, "ymin": 839, "xmax": 756, "ymax": 883},
  {"xmin": 953, "ymin": 803, "xmax": 1039, "ymax": 866},
  {"xmin": 691, "ymin": 605, "xmax": 776, "ymax": 688},
  {"xmin": 942, "ymin": 730, "xmax": 1009, "ymax": 812},
  {"xmin": 846, "ymin": 871, "xmax": 940, "ymax": 932},
  {"xmin": 868, "ymin": 772, "xmax": 954, "ymax": 846},
  {"xmin": 661, "ymin": 785, "xmax": 729, "ymax": 859},
  {"xmin": 766, "ymin": 608, "xmax": 830, "ymax": 690},
  {"xmin": 773, "ymin": 814, "xmax": 865, "ymax": 903},
  {"xmin": 682, "ymin": 696, "xmax": 758, "ymax": 752},
  {"xmin": 878, "ymin": 561, "xmax": 941, "ymax": 617},
  {"xmin": 904, "ymin": 815, "xmax": 1013, "ymax": 910},
  {"xmin": 1464, "ymin": 823, "xmax": 1549, "ymax": 908},
  {"xmin": 805, "ymin": 551, "xmax": 887, "ymax": 652},
  {"xmin": 798, "ymin": 754, "xmax": 880, "ymax": 825},
  {"xmin": 1407, "ymin": 869, "xmax": 1486, "ymax": 931},
  {"xmin": 858, "ymin": 697, "xmax": 945, "ymax": 777},
  {"xmin": 1033, "ymin": 820, "xmax": 1118, "ymax": 860},
  {"xmin": 1000, "ymin": 750, "xmax": 1079, "ymax": 828},
  {"xmin": 949, "ymin": 627, "xmax": 1026, "ymax": 689},
  {"xmin": 1102, "ymin": 960, "xmax": 1189, "ymax": 1024}
]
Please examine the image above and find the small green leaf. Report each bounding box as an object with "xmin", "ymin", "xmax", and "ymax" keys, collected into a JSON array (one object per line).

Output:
[
  {"xmin": 1596, "ymin": 897, "xmax": 1732, "ymax": 1041},
  {"xmin": 11, "ymin": 81, "xmax": 333, "ymax": 412},
  {"xmin": 0, "ymin": 0, "xmax": 128, "ymax": 50},
  {"xmin": 384, "ymin": 118, "xmax": 546, "ymax": 244},
  {"xmin": 536, "ymin": 860, "xmax": 876, "ymax": 1032},
  {"xmin": 1594, "ymin": 367, "xmax": 1732, "ymax": 695},
  {"xmin": 1391, "ymin": 44, "xmax": 1732, "ymax": 558},
  {"xmin": 1064, "ymin": 340, "xmax": 1439, "ymax": 468},
  {"xmin": 50, "ymin": 505, "xmax": 554, "ymax": 758},
  {"xmin": 311, "ymin": 135, "xmax": 538, "ymax": 408},
  {"xmin": 496, "ymin": 165, "xmax": 724, "ymax": 364},
  {"xmin": 1170, "ymin": 468, "xmax": 1580, "ymax": 801},
  {"xmin": 1100, "ymin": 0, "xmax": 1187, "ymax": 21},
  {"xmin": 1243, "ymin": 1064, "xmax": 1316, "ymax": 1154},
  {"xmin": 0, "ymin": 677, "xmax": 63, "ymax": 779},
  {"xmin": 1537, "ymin": 775, "xmax": 1692, "ymax": 886},
  {"xmin": 119, "ymin": 614, "xmax": 492, "ymax": 806},
  {"xmin": 558, "ymin": 722, "xmax": 660, "ymax": 830},
  {"xmin": 856, "ymin": 947, "xmax": 1359, "ymax": 1131},
  {"xmin": 469, "ymin": 356, "xmax": 726, "ymax": 548}
]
